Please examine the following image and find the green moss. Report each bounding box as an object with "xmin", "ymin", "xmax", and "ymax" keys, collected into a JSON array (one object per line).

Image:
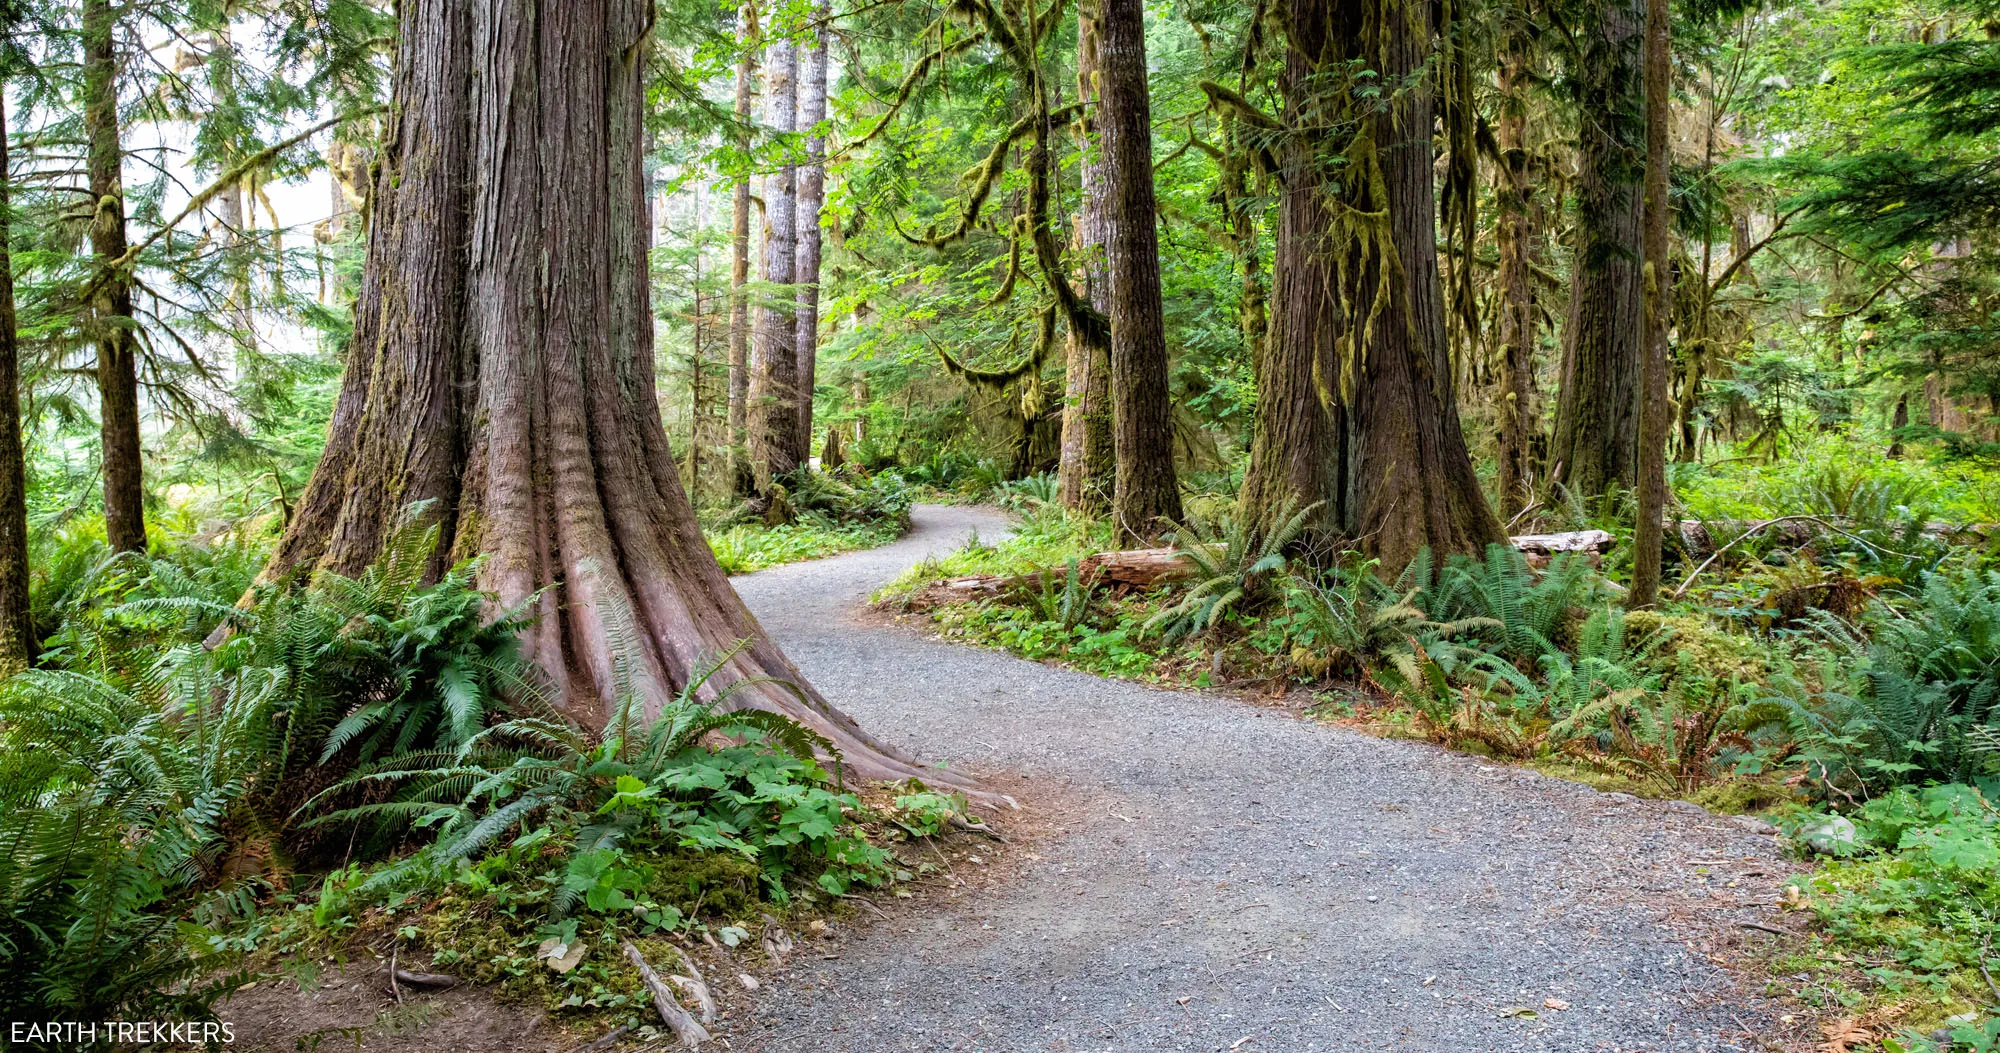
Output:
[
  {"xmin": 1687, "ymin": 778, "xmax": 1796, "ymax": 815},
  {"xmin": 1624, "ymin": 610, "xmax": 1771, "ymax": 684},
  {"xmin": 643, "ymin": 849, "xmax": 762, "ymax": 917}
]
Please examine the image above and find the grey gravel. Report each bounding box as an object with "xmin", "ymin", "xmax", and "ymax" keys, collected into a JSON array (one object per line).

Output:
[{"xmin": 731, "ymin": 505, "xmax": 1797, "ymax": 1052}]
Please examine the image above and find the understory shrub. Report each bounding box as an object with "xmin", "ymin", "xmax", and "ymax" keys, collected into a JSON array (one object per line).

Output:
[
  {"xmin": 1762, "ymin": 561, "xmax": 2000, "ymax": 795},
  {"xmin": 1, "ymin": 517, "xmax": 951, "ymax": 1034},
  {"xmin": 1795, "ymin": 785, "xmax": 2000, "ymax": 1041}
]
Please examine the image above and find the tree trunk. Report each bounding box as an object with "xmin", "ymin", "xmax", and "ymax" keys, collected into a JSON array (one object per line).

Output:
[
  {"xmin": 1236, "ymin": 13, "xmax": 1342, "ymax": 544},
  {"xmin": 1239, "ymin": 0, "xmax": 1505, "ymax": 570},
  {"xmin": 1630, "ymin": 0, "xmax": 1671, "ymax": 607},
  {"xmin": 1058, "ymin": 8, "xmax": 1114, "ymax": 514},
  {"xmin": 1493, "ymin": 37, "xmax": 1541, "ymax": 520},
  {"xmin": 0, "ymin": 95, "xmax": 34, "ymax": 669},
  {"xmin": 1221, "ymin": 113, "xmax": 1267, "ymax": 376},
  {"xmin": 206, "ymin": 25, "xmax": 257, "ymax": 349},
  {"xmin": 1550, "ymin": 0, "xmax": 1646, "ymax": 500},
  {"xmin": 793, "ymin": 6, "xmax": 829, "ymax": 462},
  {"xmin": 728, "ymin": 5, "xmax": 758, "ymax": 496},
  {"xmin": 266, "ymin": 0, "xmax": 967, "ymax": 792},
  {"xmin": 749, "ymin": 30, "xmax": 803, "ymax": 487},
  {"xmin": 84, "ymin": 0, "xmax": 147, "ymax": 554},
  {"xmin": 1342, "ymin": 0, "xmax": 1507, "ymax": 571},
  {"xmin": 1096, "ymin": 0, "xmax": 1182, "ymax": 543}
]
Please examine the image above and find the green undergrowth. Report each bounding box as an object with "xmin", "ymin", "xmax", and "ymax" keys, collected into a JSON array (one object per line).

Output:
[
  {"xmin": 708, "ymin": 517, "xmax": 904, "ymax": 574},
  {"xmin": 0, "ymin": 511, "xmax": 978, "ymax": 1047},
  {"xmin": 1675, "ymin": 432, "xmax": 2000, "ymax": 527},
  {"xmin": 1756, "ymin": 786, "xmax": 2000, "ymax": 1050},
  {"xmin": 702, "ymin": 468, "xmax": 915, "ymax": 573}
]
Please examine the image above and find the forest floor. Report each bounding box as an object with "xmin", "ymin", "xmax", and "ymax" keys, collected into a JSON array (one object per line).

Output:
[{"xmin": 727, "ymin": 504, "xmax": 1814, "ymax": 1052}]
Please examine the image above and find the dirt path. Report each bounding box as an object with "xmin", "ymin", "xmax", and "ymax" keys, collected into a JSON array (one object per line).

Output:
[{"xmin": 731, "ymin": 504, "xmax": 1799, "ymax": 1052}]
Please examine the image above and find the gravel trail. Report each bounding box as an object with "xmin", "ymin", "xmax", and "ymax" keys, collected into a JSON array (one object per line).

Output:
[{"xmin": 731, "ymin": 504, "xmax": 1796, "ymax": 1052}]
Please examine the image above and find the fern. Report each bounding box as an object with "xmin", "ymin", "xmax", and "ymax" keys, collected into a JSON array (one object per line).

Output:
[
  {"xmin": 1145, "ymin": 500, "xmax": 1320, "ymax": 642},
  {"xmin": 1418, "ymin": 544, "xmax": 1608, "ymax": 667}
]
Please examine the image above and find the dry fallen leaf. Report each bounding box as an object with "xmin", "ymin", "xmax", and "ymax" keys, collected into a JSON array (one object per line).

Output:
[
  {"xmin": 1819, "ymin": 1018, "xmax": 1874, "ymax": 1053},
  {"xmin": 1821, "ymin": 1003, "xmax": 1908, "ymax": 1053},
  {"xmin": 1543, "ymin": 998, "xmax": 1570, "ymax": 1011}
]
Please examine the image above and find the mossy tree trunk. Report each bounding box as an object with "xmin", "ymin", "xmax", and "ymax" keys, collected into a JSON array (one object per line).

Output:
[
  {"xmin": 1551, "ymin": 0, "xmax": 1647, "ymax": 500},
  {"xmin": 1630, "ymin": 0, "xmax": 1672, "ymax": 606},
  {"xmin": 1493, "ymin": 29, "xmax": 1543, "ymax": 521},
  {"xmin": 1058, "ymin": 6, "xmax": 1113, "ymax": 515},
  {"xmin": 0, "ymin": 95, "xmax": 33, "ymax": 669},
  {"xmin": 793, "ymin": 5, "xmax": 829, "ymax": 462},
  {"xmin": 1237, "ymin": 0, "xmax": 1505, "ymax": 570},
  {"xmin": 750, "ymin": 29, "xmax": 804, "ymax": 488},
  {"xmin": 1097, "ymin": 0, "xmax": 1182, "ymax": 544},
  {"xmin": 84, "ymin": 0, "xmax": 146, "ymax": 554},
  {"xmin": 728, "ymin": 3, "xmax": 759, "ymax": 496},
  {"xmin": 268, "ymin": 0, "xmax": 968, "ymax": 790}
]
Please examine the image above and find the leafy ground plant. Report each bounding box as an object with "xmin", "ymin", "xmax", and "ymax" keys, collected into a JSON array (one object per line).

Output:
[{"xmin": 1789, "ymin": 784, "xmax": 2000, "ymax": 1045}]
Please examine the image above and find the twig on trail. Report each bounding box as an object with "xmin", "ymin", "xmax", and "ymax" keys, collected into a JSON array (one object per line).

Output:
[
  {"xmin": 565, "ymin": 1025, "xmax": 632, "ymax": 1053},
  {"xmin": 760, "ymin": 915, "xmax": 795, "ymax": 967},
  {"xmin": 392, "ymin": 969, "xmax": 459, "ymax": 988},
  {"xmin": 840, "ymin": 895, "xmax": 891, "ymax": 920},
  {"xmin": 949, "ymin": 814, "xmax": 1007, "ymax": 841},
  {"xmin": 623, "ymin": 940, "xmax": 711, "ymax": 1048},
  {"xmin": 1737, "ymin": 921, "xmax": 1792, "ymax": 936},
  {"xmin": 671, "ymin": 949, "xmax": 718, "ymax": 1025},
  {"xmin": 1982, "ymin": 934, "xmax": 2000, "ymax": 1005}
]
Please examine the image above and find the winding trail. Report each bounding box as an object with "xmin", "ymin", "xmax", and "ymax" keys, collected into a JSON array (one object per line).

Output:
[{"xmin": 733, "ymin": 505, "xmax": 1795, "ymax": 1052}]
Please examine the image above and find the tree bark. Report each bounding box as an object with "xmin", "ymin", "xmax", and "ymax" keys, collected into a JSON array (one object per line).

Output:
[
  {"xmin": 793, "ymin": 6, "xmax": 829, "ymax": 461},
  {"xmin": 0, "ymin": 95, "xmax": 35, "ymax": 669},
  {"xmin": 749, "ymin": 29, "xmax": 803, "ymax": 487},
  {"xmin": 1343, "ymin": 0, "xmax": 1507, "ymax": 571},
  {"xmin": 1493, "ymin": 34, "xmax": 1541, "ymax": 520},
  {"xmin": 1551, "ymin": 0, "xmax": 1647, "ymax": 501},
  {"xmin": 266, "ymin": 0, "xmax": 969, "ymax": 792},
  {"xmin": 1058, "ymin": 7, "xmax": 1114, "ymax": 514},
  {"xmin": 1096, "ymin": 0, "xmax": 1182, "ymax": 544},
  {"xmin": 1236, "ymin": 13, "xmax": 1341, "ymax": 544},
  {"xmin": 1238, "ymin": 0, "xmax": 1505, "ymax": 570},
  {"xmin": 1221, "ymin": 113, "xmax": 1267, "ymax": 377},
  {"xmin": 728, "ymin": 5, "xmax": 759, "ymax": 496},
  {"xmin": 84, "ymin": 0, "xmax": 147, "ymax": 554},
  {"xmin": 1630, "ymin": 0, "xmax": 1671, "ymax": 607}
]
